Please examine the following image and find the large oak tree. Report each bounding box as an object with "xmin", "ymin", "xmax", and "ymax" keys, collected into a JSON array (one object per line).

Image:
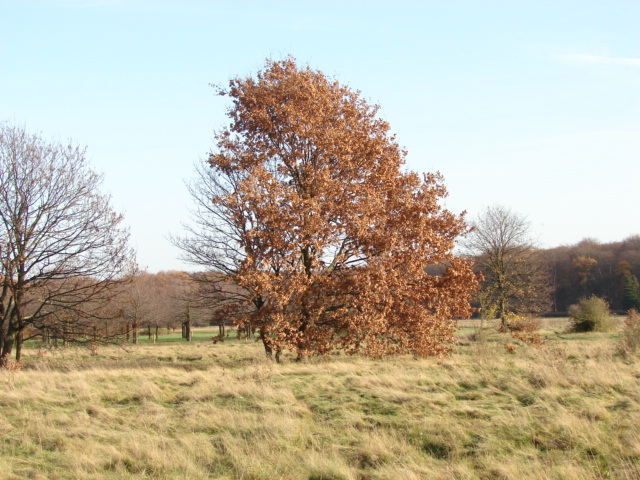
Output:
[{"xmin": 178, "ymin": 58, "xmax": 477, "ymax": 360}]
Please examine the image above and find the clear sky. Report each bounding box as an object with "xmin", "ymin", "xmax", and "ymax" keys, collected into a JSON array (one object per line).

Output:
[{"xmin": 1, "ymin": 0, "xmax": 639, "ymax": 272}]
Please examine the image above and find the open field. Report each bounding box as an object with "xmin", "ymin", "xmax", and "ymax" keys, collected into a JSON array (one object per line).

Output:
[{"xmin": 1, "ymin": 318, "xmax": 639, "ymax": 480}]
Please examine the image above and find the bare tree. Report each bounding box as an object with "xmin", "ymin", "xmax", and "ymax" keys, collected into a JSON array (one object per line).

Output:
[
  {"xmin": 121, "ymin": 271, "xmax": 205, "ymax": 344},
  {"xmin": 465, "ymin": 205, "xmax": 551, "ymax": 328},
  {"xmin": 171, "ymin": 159, "xmax": 259, "ymax": 341},
  {"xmin": 0, "ymin": 124, "xmax": 135, "ymax": 361},
  {"xmin": 120, "ymin": 272, "xmax": 157, "ymax": 344}
]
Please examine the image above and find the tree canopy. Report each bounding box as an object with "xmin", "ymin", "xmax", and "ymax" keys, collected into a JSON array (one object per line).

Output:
[{"xmin": 177, "ymin": 57, "xmax": 477, "ymax": 360}]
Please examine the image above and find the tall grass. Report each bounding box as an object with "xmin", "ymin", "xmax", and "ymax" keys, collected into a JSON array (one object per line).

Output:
[{"xmin": 1, "ymin": 319, "xmax": 638, "ymax": 479}]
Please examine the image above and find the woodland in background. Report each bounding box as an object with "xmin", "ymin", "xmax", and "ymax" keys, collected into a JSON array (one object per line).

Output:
[
  {"xmin": 139, "ymin": 235, "xmax": 640, "ymax": 328},
  {"xmin": 540, "ymin": 235, "xmax": 640, "ymax": 313},
  {"xmin": 72, "ymin": 233, "xmax": 640, "ymax": 346},
  {"xmin": 464, "ymin": 204, "xmax": 640, "ymax": 320}
]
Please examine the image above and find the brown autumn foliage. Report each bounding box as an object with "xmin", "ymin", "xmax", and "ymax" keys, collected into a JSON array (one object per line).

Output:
[
  {"xmin": 184, "ymin": 57, "xmax": 477, "ymax": 360},
  {"xmin": 505, "ymin": 314, "xmax": 545, "ymax": 348}
]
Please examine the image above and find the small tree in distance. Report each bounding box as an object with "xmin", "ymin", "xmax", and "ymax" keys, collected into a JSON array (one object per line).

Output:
[
  {"xmin": 465, "ymin": 205, "xmax": 551, "ymax": 329},
  {"xmin": 176, "ymin": 57, "xmax": 478, "ymax": 360},
  {"xmin": 619, "ymin": 309, "xmax": 640, "ymax": 355}
]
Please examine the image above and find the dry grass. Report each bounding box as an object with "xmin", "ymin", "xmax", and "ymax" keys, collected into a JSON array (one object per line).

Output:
[{"xmin": 0, "ymin": 320, "xmax": 639, "ymax": 479}]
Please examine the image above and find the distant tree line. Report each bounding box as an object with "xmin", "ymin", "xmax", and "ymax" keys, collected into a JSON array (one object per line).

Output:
[{"xmin": 541, "ymin": 236, "xmax": 640, "ymax": 313}]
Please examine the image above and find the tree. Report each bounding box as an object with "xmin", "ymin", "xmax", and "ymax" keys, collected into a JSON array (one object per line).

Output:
[
  {"xmin": 121, "ymin": 272, "xmax": 156, "ymax": 344},
  {"xmin": 176, "ymin": 57, "xmax": 477, "ymax": 360},
  {"xmin": 162, "ymin": 271, "xmax": 201, "ymax": 342},
  {"xmin": 465, "ymin": 205, "xmax": 551, "ymax": 328},
  {"xmin": 0, "ymin": 124, "xmax": 135, "ymax": 361},
  {"xmin": 121, "ymin": 271, "xmax": 206, "ymax": 344},
  {"xmin": 623, "ymin": 275, "xmax": 640, "ymax": 312}
]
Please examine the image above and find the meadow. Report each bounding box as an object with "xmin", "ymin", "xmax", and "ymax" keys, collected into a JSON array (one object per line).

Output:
[{"xmin": 1, "ymin": 319, "xmax": 639, "ymax": 480}]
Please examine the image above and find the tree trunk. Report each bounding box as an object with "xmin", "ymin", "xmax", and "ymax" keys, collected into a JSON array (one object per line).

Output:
[
  {"xmin": 15, "ymin": 332, "xmax": 23, "ymax": 362},
  {"xmin": 552, "ymin": 267, "xmax": 558, "ymax": 313},
  {"xmin": 2, "ymin": 336, "xmax": 14, "ymax": 359},
  {"xmin": 1, "ymin": 310, "xmax": 19, "ymax": 359},
  {"xmin": 0, "ymin": 300, "xmax": 4, "ymax": 344},
  {"xmin": 182, "ymin": 303, "xmax": 192, "ymax": 341},
  {"xmin": 260, "ymin": 327, "xmax": 282, "ymax": 363},
  {"xmin": 261, "ymin": 328, "xmax": 274, "ymax": 359},
  {"xmin": 498, "ymin": 296, "xmax": 508, "ymax": 330}
]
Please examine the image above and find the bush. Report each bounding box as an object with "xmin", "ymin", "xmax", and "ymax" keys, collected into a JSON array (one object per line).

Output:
[
  {"xmin": 619, "ymin": 309, "xmax": 640, "ymax": 355},
  {"xmin": 505, "ymin": 314, "xmax": 544, "ymax": 347},
  {"xmin": 568, "ymin": 295, "xmax": 615, "ymax": 332}
]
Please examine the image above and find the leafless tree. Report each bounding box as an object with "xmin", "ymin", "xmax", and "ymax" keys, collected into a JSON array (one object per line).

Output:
[
  {"xmin": 171, "ymin": 160, "xmax": 258, "ymax": 339},
  {"xmin": 166, "ymin": 271, "xmax": 199, "ymax": 342},
  {"xmin": 120, "ymin": 272, "xmax": 157, "ymax": 344},
  {"xmin": 465, "ymin": 205, "xmax": 551, "ymax": 328},
  {"xmin": 120, "ymin": 271, "xmax": 207, "ymax": 343},
  {"xmin": 0, "ymin": 124, "xmax": 135, "ymax": 361}
]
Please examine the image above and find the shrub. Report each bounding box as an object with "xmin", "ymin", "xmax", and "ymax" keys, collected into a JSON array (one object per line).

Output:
[
  {"xmin": 568, "ymin": 295, "xmax": 615, "ymax": 332},
  {"xmin": 506, "ymin": 314, "xmax": 545, "ymax": 347},
  {"xmin": 618, "ymin": 309, "xmax": 640, "ymax": 355}
]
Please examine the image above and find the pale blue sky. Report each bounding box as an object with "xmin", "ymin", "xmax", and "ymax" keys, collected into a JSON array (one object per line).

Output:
[{"xmin": 1, "ymin": 0, "xmax": 639, "ymax": 272}]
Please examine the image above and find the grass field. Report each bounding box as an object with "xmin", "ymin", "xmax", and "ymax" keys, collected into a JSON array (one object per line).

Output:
[{"xmin": 1, "ymin": 318, "xmax": 639, "ymax": 480}]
